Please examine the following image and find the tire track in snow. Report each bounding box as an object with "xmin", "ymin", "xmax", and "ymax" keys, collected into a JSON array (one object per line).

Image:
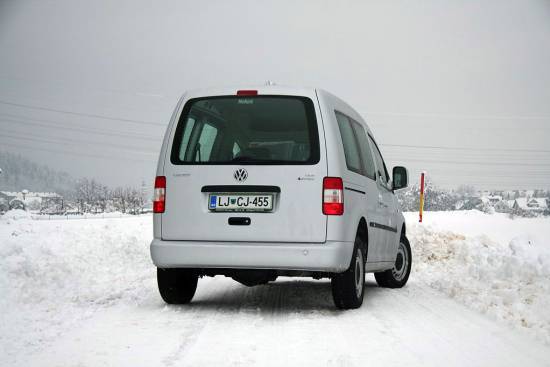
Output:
[{"xmin": 14, "ymin": 276, "xmax": 550, "ymax": 367}]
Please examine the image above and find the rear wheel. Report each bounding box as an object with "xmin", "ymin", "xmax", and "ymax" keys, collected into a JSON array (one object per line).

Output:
[
  {"xmin": 157, "ymin": 268, "xmax": 198, "ymax": 304},
  {"xmin": 331, "ymin": 237, "xmax": 365, "ymax": 309},
  {"xmin": 375, "ymin": 235, "xmax": 412, "ymax": 288}
]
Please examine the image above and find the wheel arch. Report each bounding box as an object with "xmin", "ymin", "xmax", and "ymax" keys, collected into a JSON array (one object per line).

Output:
[{"xmin": 356, "ymin": 217, "xmax": 369, "ymax": 261}]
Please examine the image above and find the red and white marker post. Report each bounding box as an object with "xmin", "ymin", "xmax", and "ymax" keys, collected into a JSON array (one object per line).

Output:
[{"xmin": 419, "ymin": 172, "xmax": 426, "ymax": 223}]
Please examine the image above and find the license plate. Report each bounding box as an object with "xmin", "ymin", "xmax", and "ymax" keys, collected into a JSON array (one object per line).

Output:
[{"xmin": 208, "ymin": 194, "xmax": 273, "ymax": 212}]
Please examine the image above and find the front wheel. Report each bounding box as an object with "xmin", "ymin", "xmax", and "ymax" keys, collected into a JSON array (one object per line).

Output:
[
  {"xmin": 157, "ymin": 268, "xmax": 198, "ymax": 304},
  {"xmin": 375, "ymin": 235, "xmax": 412, "ymax": 288},
  {"xmin": 331, "ymin": 238, "xmax": 365, "ymax": 309}
]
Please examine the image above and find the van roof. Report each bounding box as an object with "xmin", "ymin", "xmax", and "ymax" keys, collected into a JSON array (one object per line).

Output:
[{"xmin": 182, "ymin": 84, "xmax": 318, "ymax": 99}]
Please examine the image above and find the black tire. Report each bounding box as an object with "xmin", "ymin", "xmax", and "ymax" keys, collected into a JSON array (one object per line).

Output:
[
  {"xmin": 375, "ymin": 235, "xmax": 412, "ymax": 288},
  {"xmin": 331, "ymin": 237, "xmax": 365, "ymax": 309},
  {"xmin": 157, "ymin": 268, "xmax": 198, "ymax": 304}
]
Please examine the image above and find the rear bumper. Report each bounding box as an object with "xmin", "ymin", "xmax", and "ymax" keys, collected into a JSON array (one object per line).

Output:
[{"xmin": 150, "ymin": 239, "xmax": 354, "ymax": 273}]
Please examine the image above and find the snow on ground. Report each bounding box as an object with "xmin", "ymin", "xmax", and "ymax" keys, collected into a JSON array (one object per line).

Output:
[
  {"xmin": 1, "ymin": 210, "xmax": 550, "ymax": 366},
  {"xmin": 405, "ymin": 211, "xmax": 550, "ymax": 344},
  {"xmin": 0, "ymin": 212, "xmax": 153, "ymax": 363}
]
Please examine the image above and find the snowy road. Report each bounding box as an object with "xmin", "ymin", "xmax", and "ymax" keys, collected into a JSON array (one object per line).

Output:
[
  {"xmin": 2, "ymin": 211, "xmax": 550, "ymax": 366},
  {"xmin": 19, "ymin": 278, "xmax": 550, "ymax": 367}
]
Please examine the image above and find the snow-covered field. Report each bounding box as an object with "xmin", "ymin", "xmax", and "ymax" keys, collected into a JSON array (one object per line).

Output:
[{"xmin": 1, "ymin": 210, "xmax": 550, "ymax": 366}]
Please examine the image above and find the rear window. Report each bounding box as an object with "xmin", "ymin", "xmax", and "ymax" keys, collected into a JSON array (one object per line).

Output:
[{"xmin": 170, "ymin": 96, "xmax": 320, "ymax": 165}]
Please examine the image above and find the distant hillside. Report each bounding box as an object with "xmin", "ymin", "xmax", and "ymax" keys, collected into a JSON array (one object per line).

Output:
[{"xmin": 0, "ymin": 151, "xmax": 75, "ymax": 196}]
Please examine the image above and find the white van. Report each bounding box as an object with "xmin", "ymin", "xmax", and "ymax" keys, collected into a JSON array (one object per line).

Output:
[{"xmin": 150, "ymin": 85, "xmax": 411, "ymax": 309}]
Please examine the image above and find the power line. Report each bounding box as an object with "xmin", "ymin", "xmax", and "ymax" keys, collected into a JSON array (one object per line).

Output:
[
  {"xmin": 0, "ymin": 75, "xmax": 169, "ymax": 99},
  {"xmin": 2, "ymin": 118, "xmax": 549, "ymax": 172},
  {"xmin": 423, "ymin": 174, "xmax": 550, "ymax": 179},
  {"xmin": 1, "ymin": 115, "xmax": 161, "ymax": 142},
  {"xmin": 387, "ymin": 158, "xmax": 548, "ymax": 167},
  {"xmin": 384, "ymin": 152, "xmax": 550, "ymax": 163},
  {"xmin": 380, "ymin": 143, "xmax": 550, "ymax": 154},
  {"xmin": 0, "ymin": 99, "xmax": 165, "ymax": 126},
  {"xmin": 3, "ymin": 130, "xmax": 548, "ymax": 169},
  {"xmin": 395, "ymin": 165, "xmax": 550, "ymax": 173},
  {"xmin": 0, "ymin": 132, "xmax": 158, "ymax": 156},
  {"xmin": 407, "ymin": 167, "xmax": 550, "ymax": 176},
  {"xmin": 405, "ymin": 172, "xmax": 550, "ymax": 183},
  {"xmin": 0, "ymin": 141, "xmax": 156, "ymax": 163},
  {"xmin": 383, "ymin": 148, "xmax": 550, "ymax": 156},
  {"xmin": 425, "ymin": 178, "xmax": 550, "ymax": 185},
  {"xmin": 364, "ymin": 111, "xmax": 550, "ymax": 121},
  {"xmin": 384, "ymin": 154, "xmax": 550, "ymax": 164},
  {"xmin": 372, "ymin": 124, "xmax": 550, "ymax": 130},
  {"xmin": 1, "ymin": 145, "xmax": 547, "ymax": 188},
  {"xmin": 404, "ymin": 167, "xmax": 550, "ymax": 176}
]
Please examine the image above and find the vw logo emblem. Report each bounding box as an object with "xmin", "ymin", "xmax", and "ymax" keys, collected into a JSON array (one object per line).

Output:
[{"xmin": 234, "ymin": 168, "xmax": 248, "ymax": 182}]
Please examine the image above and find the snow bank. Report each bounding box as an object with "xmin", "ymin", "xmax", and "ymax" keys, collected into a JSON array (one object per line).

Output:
[
  {"xmin": 0, "ymin": 215, "xmax": 154, "ymax": 361},
  {"xmin": 405, "ymin": 210, "xmax": 550, "ymax": 344},
  {"xmin": 1, "ymin": 209, "xmax": 32, "ymax": 222}
]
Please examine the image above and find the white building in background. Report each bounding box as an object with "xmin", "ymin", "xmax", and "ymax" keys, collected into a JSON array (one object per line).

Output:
[
  {"xmin": 0, "ymin": 190, "xmax": 63, "ymax": 213},
  {"xmin": 486, "ymin": 195, "xmax": 502, "ymax": 204},
  {"xmin": 512, "ymin": 197, "xmax": 548, "ymax": 213}
]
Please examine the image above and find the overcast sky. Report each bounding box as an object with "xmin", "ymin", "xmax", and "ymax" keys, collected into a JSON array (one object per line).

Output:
[{"xmin": 1, "ymin": 0, "xmax": 549, "ymax": 190}]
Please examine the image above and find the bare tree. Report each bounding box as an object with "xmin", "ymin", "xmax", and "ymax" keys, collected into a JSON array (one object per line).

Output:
[
  {"xmin": 111, "ymin": 186, "xmax": 145, "ymax": 214},
  {"xmin": 112, "ymin": 187, "xmax": 127, "ymax": 213},
  {"xmin": 75, "ymin": 178, "xmax": 112, "ymax": 213}
]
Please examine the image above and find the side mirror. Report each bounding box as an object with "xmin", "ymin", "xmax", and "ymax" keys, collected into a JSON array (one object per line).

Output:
[{"xmin": 392, "ymin": 166, "xmax": 408, "ymax": 190}]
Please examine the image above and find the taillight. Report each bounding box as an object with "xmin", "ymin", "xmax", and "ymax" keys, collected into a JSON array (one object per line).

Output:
[
  {"xmin": 153, "ymin": 176, "xmax": 166, "ymax": 213},
  {"xmin": 323, "ymin": 177, "xmax": 344, "ymax": 215}
]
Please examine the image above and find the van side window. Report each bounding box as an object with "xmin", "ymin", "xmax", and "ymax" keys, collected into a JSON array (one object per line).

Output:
[
  {"xmin": 350, "ymin": 121, "xmax": 376, "ymax": 180},
  {"xmin": 368, "ymin": 135, "xmax": 390, "ymax": 186},
  {"xmin": 335, "ymin": 112, "xmax": 362, "ymax": 175}
]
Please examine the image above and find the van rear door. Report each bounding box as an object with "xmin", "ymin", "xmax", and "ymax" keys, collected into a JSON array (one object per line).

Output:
[{"xmin": 161, "ymin": 92, "xmax": 328, "ymax": 243}]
